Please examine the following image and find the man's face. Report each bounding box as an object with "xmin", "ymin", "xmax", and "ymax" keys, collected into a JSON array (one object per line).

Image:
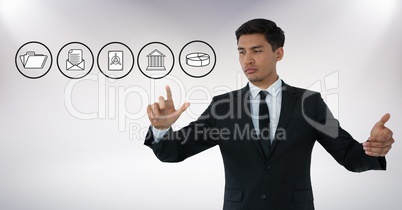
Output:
[{"xmin": 237, "ymin": 33, "xmax": 283, "ymax": 89}]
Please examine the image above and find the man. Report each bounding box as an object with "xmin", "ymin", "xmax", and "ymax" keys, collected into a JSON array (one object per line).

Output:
[{"xmin": 145, "ymin": 19, "xmax": 394, "ymax": 210}]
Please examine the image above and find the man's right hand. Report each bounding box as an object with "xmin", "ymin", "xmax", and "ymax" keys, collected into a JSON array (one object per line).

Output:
[{"xmin": 147, "ymin": 85, "xmax": 190, "ymax": 130}]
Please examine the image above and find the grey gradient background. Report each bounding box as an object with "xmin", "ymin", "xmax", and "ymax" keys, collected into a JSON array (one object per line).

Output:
[{"xmin": 1, "ymin": 0, "xmax": 401, "ymax": 209}]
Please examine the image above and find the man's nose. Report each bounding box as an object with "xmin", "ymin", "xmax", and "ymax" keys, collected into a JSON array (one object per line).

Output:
[{"xmin": 244, "ymin": 53, "xmax": 255, "ymax": 64}]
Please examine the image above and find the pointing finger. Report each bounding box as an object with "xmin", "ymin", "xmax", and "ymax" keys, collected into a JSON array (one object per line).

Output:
[{"xmin": 165, "ymin": 85, "xmax": 173, "ymax": 102}]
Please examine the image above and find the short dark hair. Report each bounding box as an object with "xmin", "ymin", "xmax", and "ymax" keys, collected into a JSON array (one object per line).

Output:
[{"xmin": 235, "ymin": 18, "xmax": 285, "ymax": 52}]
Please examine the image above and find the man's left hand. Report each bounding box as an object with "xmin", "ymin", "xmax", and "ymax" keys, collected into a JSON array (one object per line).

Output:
[{"xmin": 363, "ymin": 113, "xmax": 395, "ymax": 157}]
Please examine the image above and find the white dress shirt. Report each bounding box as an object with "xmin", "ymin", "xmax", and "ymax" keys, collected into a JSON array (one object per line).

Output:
[{"xmin": 248, "ymin": 78, "xmax": 282, "ymax": 142}]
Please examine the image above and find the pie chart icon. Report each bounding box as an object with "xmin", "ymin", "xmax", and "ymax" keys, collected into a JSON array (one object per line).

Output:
[
  {"xmin": 179, "ymin": 40, "xmax": 216, "ymax": 78},
  {"xmin": 186, "ymin": 52, "xmax": 210, "ymax": 67}
]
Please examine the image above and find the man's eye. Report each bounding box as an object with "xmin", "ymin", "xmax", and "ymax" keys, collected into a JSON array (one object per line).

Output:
[
  {"xmin": 239, "ymin": 51, "xmax": 245, "ymax": 55},
  {"xmin": 254, "ymin": 50, "xmax": 262, "ymax": 53}
]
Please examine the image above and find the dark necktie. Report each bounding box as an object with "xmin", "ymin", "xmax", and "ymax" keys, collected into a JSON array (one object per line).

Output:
[{"xmin": 259, "ymin": 91, "xmax": 271, "ymax": 157}]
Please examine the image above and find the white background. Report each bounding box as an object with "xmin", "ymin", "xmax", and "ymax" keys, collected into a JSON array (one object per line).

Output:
[{"xmin": 1, "ymin": 0, "xmax": 401, "ymax": 209}]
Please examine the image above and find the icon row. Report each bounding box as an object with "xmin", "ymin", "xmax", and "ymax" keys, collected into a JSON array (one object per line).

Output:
[{"xmin": 15, "ymin": 41, "xmax": 216, "ymax": 79}]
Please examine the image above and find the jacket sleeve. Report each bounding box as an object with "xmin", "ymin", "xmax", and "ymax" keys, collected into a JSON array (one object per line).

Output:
[
  {"xmin": 312, "ymin": 93, "xmax": 386, "ymax": 172},
  {"xmin": 144, "ymin": 98, "xmax": 219, "ymax": 163}
]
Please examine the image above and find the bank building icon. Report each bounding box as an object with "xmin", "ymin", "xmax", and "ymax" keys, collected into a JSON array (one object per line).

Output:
[{"xmin": 146, "ymin": 49, "xmax": 166, "ymax": 71}]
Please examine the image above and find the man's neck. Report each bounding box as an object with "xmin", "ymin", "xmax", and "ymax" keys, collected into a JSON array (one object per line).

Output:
[{"xmin": 251, "ymin": 75, "xmax": 279, "ymax": 90}]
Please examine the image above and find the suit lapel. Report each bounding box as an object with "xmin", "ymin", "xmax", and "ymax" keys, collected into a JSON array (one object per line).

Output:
[
  {"xmin": 237, "ymin": 82, "xmax": 298, "ymax": 161},
  {"xmin": 267, "ymin": 82, "xmax": 298, "ymax": 159}
]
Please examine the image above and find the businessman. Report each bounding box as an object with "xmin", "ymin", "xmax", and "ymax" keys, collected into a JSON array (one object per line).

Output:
[{"xmin": 145, "ymin": 19, "xmax": 394, "ymax": 210}]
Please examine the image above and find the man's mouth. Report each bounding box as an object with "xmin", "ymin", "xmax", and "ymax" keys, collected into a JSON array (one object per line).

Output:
[{"xmin": 244, "ymin": 67, "xmax": 257, "ymax": 74}]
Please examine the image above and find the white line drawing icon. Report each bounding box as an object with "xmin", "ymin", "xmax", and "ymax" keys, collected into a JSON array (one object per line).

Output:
[
  {"xmin": 146, "ymin": 49, "xmax": 166, "ymax": 71},
  {"xmin": 66, "ymin": 49, "xmax": 85, "ymax": 70},
  {"xmin": 19, "ymin": 51, "xmax": 47, "ymax": 69},
  {"xmin": 186, "ymin": 52, "xmax": 210, "ymax": 67},
  {"xmin": 108, "ymin": 50, "xmax": 123, "ymax": 71}
]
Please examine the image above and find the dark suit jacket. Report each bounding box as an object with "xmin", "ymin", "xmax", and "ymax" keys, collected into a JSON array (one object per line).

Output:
[{"xmin": 145, "ymin": 81, "xmax": 386, "ymax": 210}]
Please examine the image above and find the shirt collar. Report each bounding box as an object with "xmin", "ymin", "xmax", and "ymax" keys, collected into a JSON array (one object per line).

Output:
[{"xmin": 248, "ymin": 77, "xmax": 282, "ymax": 99}]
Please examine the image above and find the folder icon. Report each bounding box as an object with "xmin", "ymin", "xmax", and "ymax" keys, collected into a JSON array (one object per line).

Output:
[{"xmin": 20, "ymin": 51, "xmax": 47, "ymax": 69}]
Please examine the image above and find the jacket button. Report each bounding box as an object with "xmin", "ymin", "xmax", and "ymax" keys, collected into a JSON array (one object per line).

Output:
[
  {"xmin": 266, "ymin": 165, "xmax": 271, "ymax": 170},
  {"xmin": 261, "ymin": 194, "xmax": 267, "ymax": 200}
]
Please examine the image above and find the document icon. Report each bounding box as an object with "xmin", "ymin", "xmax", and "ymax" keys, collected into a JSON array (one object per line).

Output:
[
  {"xmin": 108, "ymin": 50, "xmax": 123, "ymax": 71},
  {"xmin": 66, "ymin": 49, "xmax": 85, "ymax": 70},
  {"xmin": 20, "ymin": 51, "xmax": 47, "ymax": 69}
]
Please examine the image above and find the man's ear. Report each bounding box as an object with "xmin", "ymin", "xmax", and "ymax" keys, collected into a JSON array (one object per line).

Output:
[{"xmin": 275, "ymin": 47, "xmax": 284, "ymax": 61}]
